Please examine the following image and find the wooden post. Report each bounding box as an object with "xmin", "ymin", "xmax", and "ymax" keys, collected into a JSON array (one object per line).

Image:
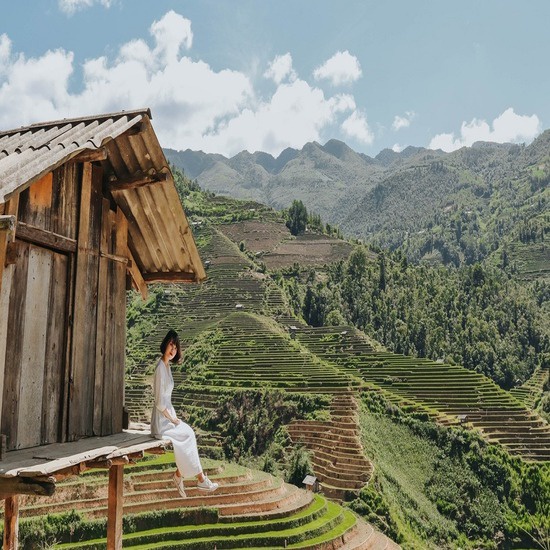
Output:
[
  {"xmin": 0, "ymin": 215, "xmax": 16, "ymax": 293},
  {"xmin": 106, "ymin": 464, "xmax": 124, "ymax": 550},
  {"xmin": 3, "ymin": 495, "xmax": 19, "ymax": 550}
]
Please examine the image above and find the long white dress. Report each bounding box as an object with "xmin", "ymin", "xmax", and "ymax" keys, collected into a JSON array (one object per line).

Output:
[{"xmin": 151, "ymin": 359, "xmax": 203, "ymax": 478}]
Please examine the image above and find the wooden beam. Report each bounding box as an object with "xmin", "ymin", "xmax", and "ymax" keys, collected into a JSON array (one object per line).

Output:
[
  {"xmin": 109, "ymin": 172, "xmax": 168, "ymax": 192},
  {"xmin": 124, "ymin": 122, "xmax": 144, "ymax": 136},
  {"xmin": 142, "ymin": 271, "xmax": 196, "ymax": 283},
  {"xmin": 0, "ymin": 215, "xmax": 16, "ymax": 273},
  {"xmin": 86, "ymin": 456, "xmax": 129, "ymax": 470},
  {"xmin": 0, "ymin": 476, "xmax": 55, "ymax": 497},
  {"xmin": 16, "ymin": 222, "xmax": 77, "ymax": 254},
  {"xmin": 145, "ymin": 446, "xmax": 166, "ymax": 455},
  {"xmin": 3, "ymin": 496, "xmax": 19, "ymax": 550},
  {"xmin": 99, "ymin": 251, "xmax": 128, "ymax": 265},
  {"xmin": 107, "ymin": 465, "xmax": 124, "ymax": 550},
  {"xmin": 126, "ymin": 248, "xmax": 148, "ymax": 300},
  {"xmin": 49, "ymin": 462, "xmax": 87, "ymax": 481},
  {"xmin": 68, "ymin": 148, "xmax": 108, "ymax": 164}
]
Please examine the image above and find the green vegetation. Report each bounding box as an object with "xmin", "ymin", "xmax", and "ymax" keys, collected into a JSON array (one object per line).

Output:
[
  {"xmin": 286, "ymin": 199, "xmax": 308, "ymax": 236},
  {"xmin": 357, "ymin": 392, "xmax": 550, "ymax": 549},
  {"xmin": 117, "ymin": 167, "xmax": 549, "ymax": 548},
  {"xmin": 277, "ymin": 247, "xmax": 549, "ymax": 389}
]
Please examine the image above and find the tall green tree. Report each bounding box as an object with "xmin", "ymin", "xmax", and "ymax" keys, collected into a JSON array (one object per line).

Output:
[{"xmin": 286, "ymin": 200, "xmax": 308, "ymax": 236}]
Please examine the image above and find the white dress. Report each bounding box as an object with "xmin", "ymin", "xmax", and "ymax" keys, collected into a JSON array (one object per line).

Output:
[{"xmin": 151, "ymin": 359, "xmax": 203, "ymax": 478}]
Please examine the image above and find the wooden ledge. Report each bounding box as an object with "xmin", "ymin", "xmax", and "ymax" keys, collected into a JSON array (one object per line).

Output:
[{"xmin": 0, "ymin": 431, "xmax": 167, "ymax": 489}]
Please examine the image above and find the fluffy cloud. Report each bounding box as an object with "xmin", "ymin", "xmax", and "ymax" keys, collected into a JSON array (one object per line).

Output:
[
  {"xmin": 429, "ymin": 108, "xmax": 541, "ymax": 152},
  {"xmin": 0, "ymin": 12, "xmax": 371, "ymax": 156},
  {"xmin": 58, "ymin": 0, "xmax": 112, "ymax": 15},
  {"xmin": 200, "ymin": 84, "xmax": 355, "ymax": 155},
  {"xmin": 341, "ymin": 110, "xmax": 373, "ymax": 145},
  {"xmin": 392, "ymin": 143, "xmax": 403, "ymax": 152},
  {"xmin": 392, "ymin": 111, "xmax": 415, "ymax": 131},
  {"xmin": 264, "ymin": 53, "xmax": 297, "ymax": 85},
  {"xmin": 313, "ymin": 50, "xmax": 362, "ymax": 86},
  {"xmin": 0, "ymin": 38, "xmax": 74, "ymax": 127}
]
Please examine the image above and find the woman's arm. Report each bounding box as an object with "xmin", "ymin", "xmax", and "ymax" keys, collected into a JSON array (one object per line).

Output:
[
  {"xmin": 154, "ymin": 363, "xmax": 180, "ymax": 424},
  {"xmin": 161, "ymin": 408, "xmax": 180, "ymax": 425}
]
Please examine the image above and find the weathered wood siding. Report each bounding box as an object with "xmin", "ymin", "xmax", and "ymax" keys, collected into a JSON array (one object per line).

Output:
[
  {"xmin": 1, "ymin": 162, "xmax": 128, "ymax": 450},
  {"xmin": 1, "ymin": 242, "xmax": 69, "ymax": 449}
]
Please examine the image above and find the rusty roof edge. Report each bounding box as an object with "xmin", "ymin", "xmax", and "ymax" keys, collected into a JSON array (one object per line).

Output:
[{"xmin": 0, "ymin": 108, "xmax": 152, "ymax": 138}]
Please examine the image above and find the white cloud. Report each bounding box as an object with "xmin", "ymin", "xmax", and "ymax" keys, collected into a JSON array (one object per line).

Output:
[
  {"xmin": 58, "ymin": 0, "xmax": 112, "ymax": 15},
  {"xmin": 0, "ymin": 47, "xmax": 74, "ymax": 127},
  {"xmin": 0, "ymin": 12, "xmax": 371, "ymax": 156},
  {"xmin": 264, "ymin": 53, "xmax": 296, "ymax": 85},
  {"xmin": 392, "ymin": 111, "xmax": 415, "ymax": 131},
  {"xmin": 150, "ymin": 10, "xmax": 193, "ymax": 64},
  {"xmin": 392, "ymin": 143, "xmax": 403, "ymax": 152},
  {"xmin": 313, "ymin": 50, "xmax": 362, "ymax": 86},
  {"xmin": 429, "ymin": 108, "xmax": 541, "ymax": 152},
  {"xmin": 341, "ymin": 110, "xmax": 373, "ymax": 145}
]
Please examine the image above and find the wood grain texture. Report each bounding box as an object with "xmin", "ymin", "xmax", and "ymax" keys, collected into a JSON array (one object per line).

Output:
[
  {"xmin": 68, "ymin": 162, "xmax": 101, "ymax": 440},
  {"xmin": 3, "ymin": 495, "xmax": 19, "ymax": 550},
  {"xmin": 41, "ymin": 252, "xmax": 69, "ymax": 445},
  {"xmin": 18, "ymin": 245, "xmax": 52, "ymax": 449},
  {"xmin": 94, "ymin": 200, "xmax": 110, "ymax": 436},
  {"xmin": 17, "ymin": 172, "xmax": 53, "ymax": 230},
  {"xmin": 107, "ymin": 464, "xmax": 124, "ymax": 550},
  {"xmin": 1, "ymin": 242, "xmax": 29, "ymax": 450},
  {"xmin": 51, "ymin": 163, "xmax": 79, "ymax": 239},
  {"xmin": 0, "ymin": 261, "xmax": 14, "ymax": 431}
]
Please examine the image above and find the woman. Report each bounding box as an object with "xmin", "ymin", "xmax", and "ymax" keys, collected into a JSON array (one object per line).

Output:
[{"xmin": 151, "ymin": 329, "xmax": 218, "ymax": 497}]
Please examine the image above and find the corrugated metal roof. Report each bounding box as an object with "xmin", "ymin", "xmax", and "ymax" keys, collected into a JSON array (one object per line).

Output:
[{"xmin": 0, "ymin": 109, "xmax": 206, "ymax": 284}]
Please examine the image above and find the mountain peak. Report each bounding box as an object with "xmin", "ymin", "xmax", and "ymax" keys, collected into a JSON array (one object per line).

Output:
[{"xmin": 322, "ymin": 139, "xmax": 354, "ymax": 160}]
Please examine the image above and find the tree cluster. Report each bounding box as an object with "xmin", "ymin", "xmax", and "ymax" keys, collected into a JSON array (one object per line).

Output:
[{"xmin": 277, "ymin": 248, "xmax": 549, "ymax": 388}]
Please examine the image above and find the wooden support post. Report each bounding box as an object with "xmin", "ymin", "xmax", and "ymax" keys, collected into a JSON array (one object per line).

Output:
[
  {"xmin": 0, "ymin": 215, "xmax": 16, "ymax": 284},
  {"xmin": 106, "ymin": 464, "xmax": 124, "ymax": 550},
  {"xmin": 126, "ymin": 248, "xmax": 148, "ymax": 300},
  {"xmin": 3, "ymin": 495, "xmax": 19, "ymax": 550}
]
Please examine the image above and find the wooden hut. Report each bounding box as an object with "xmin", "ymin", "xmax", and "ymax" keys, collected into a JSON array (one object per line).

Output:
[{"xmin": 0, "ymin": 109, "xmax": 206, "ymax": 549}]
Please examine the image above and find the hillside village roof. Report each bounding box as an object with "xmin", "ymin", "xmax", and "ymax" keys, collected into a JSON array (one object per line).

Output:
[{"xmin": 0, "ymin": 108, "xmax": 206, "ymax": 284}]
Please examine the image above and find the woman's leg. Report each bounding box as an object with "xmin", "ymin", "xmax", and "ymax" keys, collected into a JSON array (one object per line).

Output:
[{"xmin": 167, "ymin": 422, "xmax": 203, "ymax": 479}]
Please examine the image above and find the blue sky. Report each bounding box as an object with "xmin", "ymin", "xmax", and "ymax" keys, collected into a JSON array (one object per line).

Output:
[{"xmin": 0, "ymin": 1, "xmax": 548, "ymax": 157}]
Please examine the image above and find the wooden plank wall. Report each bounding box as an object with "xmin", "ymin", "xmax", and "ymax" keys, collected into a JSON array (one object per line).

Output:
[
  {"xmin": 0, "ymin": 169, "xmax": 78, "ymax": 451},
  {"xmin": 0, "ymin": 242, "xmax": 68, "ymax": 450},
  {"xmin": 94, "ymin": 202, "xmax": 127, "ymax": 436},
  {"xmin": 68, "ymin": 163, "xmax": 102, "ymax": 440},
  {"xmin": 0, "ymin": 197, "xmax": 19, "ymax": 435},
  {"xmin": 1, "ymin": 161, "xmax": 129, "ymax": 449}
]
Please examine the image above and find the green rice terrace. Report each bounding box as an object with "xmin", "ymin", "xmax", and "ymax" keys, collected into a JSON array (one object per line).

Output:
[
  {"xmin": 125, "ymin": 221, "xmax": 550, "ymax": 464},
  {"xmin": 10, "ymin": 200, "xmax": 548, "ymax": 548},
  {"xmin": 118, "ymin": 209, "xmax": 550, "ymax": 546},
  {"xmin": 7, "ymin": 453, "xmax": 397, "ymax": 549}
]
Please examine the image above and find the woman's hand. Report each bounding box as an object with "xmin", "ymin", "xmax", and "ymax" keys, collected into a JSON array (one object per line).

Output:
[{"xmin": 173, "ymin": 418, "xmax": 181, "ymax": 426}]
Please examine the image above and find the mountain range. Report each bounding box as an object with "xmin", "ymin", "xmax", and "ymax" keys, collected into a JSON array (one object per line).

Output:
[{"xmin": 165, "ymin": 131, "xmax": 550, "ymax": 270}]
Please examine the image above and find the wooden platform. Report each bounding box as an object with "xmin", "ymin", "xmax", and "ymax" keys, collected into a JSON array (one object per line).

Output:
[
  {"xmin": 0, "ymin": 431, "xmax": 167, "ymax": 549},
  {"xmin": 0, "ymin": 431, "xmax": 166, "ymax": 479}
]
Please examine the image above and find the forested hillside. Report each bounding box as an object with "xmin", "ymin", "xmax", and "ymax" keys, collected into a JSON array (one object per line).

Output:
[
  {"xmin": 122, "ymin": 170, "xmax": 549, "ymax": 548},
  {"xmin": 166, "ymin": 131, "xmax": 550, "ymax": 276},
  {"xmin": 277, "ymin": 249, "xmax": 549, "ymax": 390}
]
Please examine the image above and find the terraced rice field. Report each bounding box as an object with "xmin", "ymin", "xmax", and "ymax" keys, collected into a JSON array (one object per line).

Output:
[
  {"xmin": 288, "ymin": 392, "xmax": 374, "ymax": 501},
  {"xmin": 125, "ymin": 220, "xmax": 549, "ymax": 532},
  {"xmin": 510, "ymin": 366, "xmax": 549, "ymax": 409},
  {"xmin": 291, "ymin": 323, "xmax": 550, "ymax": 462},
  {"xmin": 13, "ymin": 455, "xmax": 398, "ymax": 549}
]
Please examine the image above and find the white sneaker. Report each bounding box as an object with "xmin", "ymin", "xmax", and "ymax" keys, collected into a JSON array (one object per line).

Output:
[
  {"xmin": 172, "ymin": 473, "xmax": 186, "ymax": 498},
  {"xmin": 196, "ymin": 475, "xmax": 219, "ymax": 492}
]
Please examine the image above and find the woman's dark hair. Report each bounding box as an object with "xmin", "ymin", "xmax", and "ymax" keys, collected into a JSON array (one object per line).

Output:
[{"xmin": 160, "ymin": 330, "xmax": 182, "ymax": 363}]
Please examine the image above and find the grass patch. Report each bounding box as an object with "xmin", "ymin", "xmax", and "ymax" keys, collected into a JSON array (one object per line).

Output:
[{"xmin": 358, "ymin": 402, "xmax": 463, "ymax": 548}]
